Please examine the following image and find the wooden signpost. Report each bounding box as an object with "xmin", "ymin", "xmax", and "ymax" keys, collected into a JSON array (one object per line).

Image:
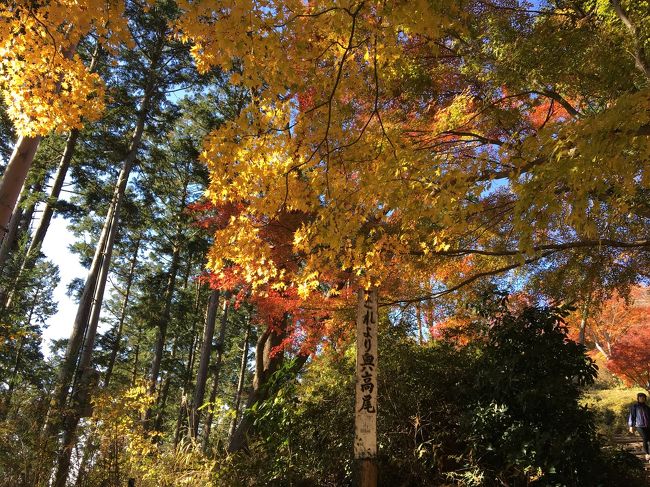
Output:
[{"xmin": 355, "ymin": 288, "xmax": 378, "ymax": 487}]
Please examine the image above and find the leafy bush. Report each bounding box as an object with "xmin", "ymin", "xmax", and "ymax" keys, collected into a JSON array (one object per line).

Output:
[
  {"xmin": 582, "ymin": 387, "xmax": 639, "ymax": 436},
  {"xmin": 221, "ymin": 302, "xmax": 647, "ymax": 486}
]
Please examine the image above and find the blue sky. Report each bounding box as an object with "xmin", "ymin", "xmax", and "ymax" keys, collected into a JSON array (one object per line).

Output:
[{"xmin": 40, "ymin": 214, "xmax": 87, "ymax": 355}]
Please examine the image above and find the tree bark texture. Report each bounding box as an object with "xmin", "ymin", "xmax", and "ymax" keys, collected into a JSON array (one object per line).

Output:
[
  {"xmin": 0, "ymin": 136, "xmax": 42, "ymax": 243},
  {"xmin": 190, "ymin": 289, "xmax": 220, "ymax": 439},
  {"xmin": 227, "ymin": 315, "xmax": 308, "ymax": 453},
  {"xmin": 103, "ymin": 238, "xmax": 140, "ymax": 388},
  {"xmin": 46, "ymin": 88, "xmax": 151, "ymax": 484},
  {"xmin": 202, "ymin": 298, "xmax": 229, "ymax": 452}
]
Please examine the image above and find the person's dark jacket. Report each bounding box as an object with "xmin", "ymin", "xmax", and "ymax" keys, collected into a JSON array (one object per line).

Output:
[{"xmin": 628, "ymin": 402, "xmax": 650, "ymax": 428}]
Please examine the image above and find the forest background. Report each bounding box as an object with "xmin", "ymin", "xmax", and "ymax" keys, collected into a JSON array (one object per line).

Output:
[{"xmin": 0, "ymin": 0, "xmax": 649, "ymax": 486}]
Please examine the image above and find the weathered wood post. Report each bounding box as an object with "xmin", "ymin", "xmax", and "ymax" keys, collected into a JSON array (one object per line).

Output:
[{"xmin": 355, "ymin": 288, "xmax": 378, "ymax": 487}]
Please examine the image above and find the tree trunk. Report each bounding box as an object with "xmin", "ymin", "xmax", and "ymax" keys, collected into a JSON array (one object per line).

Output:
[
  {"xmin": 22, "ymin": 129, "xmax": 79, "ymax": 265},
  {"xmin": 153, "ymin": 335, "xmax": 181, "ymax": 433},
  {"xmin": 174, "ymin": 286, "xmax": 203, "ymax": 447},
  {"xmin": 45, "ymin": 87, "xmax": 151, "ymax": 478},
  {"xmin": 229, "ymin": 321, "xmax": 251, "ymax": 441},
  {"xmin": 132, "ymin": 337, "xmax": 141, "ymax": 387},
  {"xmin": 10, "ymin": 42, "xmax": 99, "ymax": 288},
  {"xmin": 202, "ymin": 298, "xmax": 229, "ymax": 452},
  {"xmin": 146, "ymin": 182, "xmax": 189, "ymax": 422},
  {"xmin": 52, "ymin": 158, "xmax": 131, "ymax": 486},
  {"xmin": 190, "ymin": 289, "xmax": 220, "ymax": 439},
  {"xmin": 578, "ymin": 297, "xmax": 591, "ymax": 346},
  {"xmin": 0, "ymin": 136, "xmax": 42, "ymax": 243},
  {"xmin": 416, "ymin": 303, "xmax": 423, "ymax": 345},
  {"xmin": 145, "ymin": 241, "xmax": 181, "ymax": 421},
  {"xmin": 226, "ymin": 315, "xmax": 308, "ymax": 453},
  {"xmin": 103, "ymin": 238, "xmax": 140, "ymax": 388}
]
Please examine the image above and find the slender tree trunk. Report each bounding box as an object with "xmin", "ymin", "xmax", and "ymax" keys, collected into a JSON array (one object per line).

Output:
[
  {"xmin": 0, "ymin": 136, "xmax": 42, "ymax": 243},
  {"xmin": 52, "ymin": 172, "xmax": 126, "ymax": 487},
  {"xmin": 103, "ymin": 238, "xmax": 140, "ymax": 388},
  {"xmin": 132, "ymin": 339, "xmax": 140, "ymax": 387},
  {"xmin": 594, "ymin": 339, "xmax": 610, "ymax": 360},
  {"xmin": 416, "ymin": 303, "xmax": 423, "ymax": 345},
  {"xmin": 190, "ymin": 289, "xmax": 220, "ymax": 439},
  {"xmin": 146, "ymin": 183, "xmax": 189, "ymax": 422},
  {"xmin": 153, "ymin": 336, "xmax": 181, "ymax": 433},
  {"xmin": 16, "ymin": 179, "xmax": 40, "ymax": 238},
  {"xmin": 229, "ymin": 322, "xmax": 251, "ymax": 441},
  {"xmin": 45, "ymin": 88, "xmax": 151, "ymax": 479},
  {"xmin": 146, "ymin": 243, "xmax": 181, "ymax": 418},
  {"xmin": 202, "ymin": 298, "xmax": 229, "ymax": 452},
  {"xmin": 19, "ymin": 130, "xmax": 80, "ymax": 268},
  {"xmin": 578, "ymin": 296, "xmax": 591, "ymax": 346},
  {"xmin": 173, "ymin": 286, "xmax": 203, "ymax": 446},
  {"xmin": 74, "ymin": 434, "xmax": 96, "ymax": 487}
]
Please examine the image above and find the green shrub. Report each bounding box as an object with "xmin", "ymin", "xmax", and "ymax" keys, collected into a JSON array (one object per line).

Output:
[{"xmin": 221, "ymin": 302, "xmax": 647, "ymax": 486}]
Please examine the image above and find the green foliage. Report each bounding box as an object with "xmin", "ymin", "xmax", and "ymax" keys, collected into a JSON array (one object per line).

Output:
[
  {"xmin": 582, "ymin": 386, "xmax": 639, "ymax": 436},
  {"xmin": 222, "ymin": 302, "xmax": 645, "ymax": 486}
]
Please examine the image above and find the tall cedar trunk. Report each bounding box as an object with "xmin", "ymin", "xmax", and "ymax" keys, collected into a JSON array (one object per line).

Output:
[
  {"xmin": 145, "ymin": 241, "xmax": 181, "ymax": 423},
  {"xmin": 131, "ymin": 336, "xmax": 141, "ymax": 387},
  {"xmin": 16, "ymin": 130, "xmax": 80, "ymax": 274},
  {"xmin": 16, "ymin": 179, "xmax": 40, "ymax": 238},
  {"xmin": 202, "ymin": 298, "xmax": 229, "ymax": 452},
  {"xmin": 46, "ymin": 87, "xmax": 151, "ymax": 482},
  {"xmin": 74, "ymin": 434, "xmax": 97, "ymax": 487},
  {"xmin": 153, "ymin": 337, "xmax": 179, "ymax": 433},
  {"xmin": 0, "ymin": 136, "xmax": 42, "ymax": 242},
  {"xmin": 145, "ymin": 181, "xmax": 189, "ymax": 423},
  {"xmin": 52, "ymin": 151, "xmax": 134, "ymax": 487},
  {"xmin": 173, "ymin": 278, "xmax": 202, "ymax": 446},
  {"xmin": 190, "ymin": 289, "xmax": 220, "ymax": 439},
  {"xmin": 228, "ymin": 321, "xmax": 251, "ymax": 441},
  {"xmin": 103, "ymin": 238, "xmax": 140, "ymax": 388},
  {"xmin": 416, "ymin": 303, "xmax": 424, "ymax": 345}
]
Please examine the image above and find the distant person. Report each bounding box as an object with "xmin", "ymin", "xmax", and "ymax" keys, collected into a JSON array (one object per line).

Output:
[{"xmin": 628, "ymin": 392, "xmax": 650, "ymax": 460}]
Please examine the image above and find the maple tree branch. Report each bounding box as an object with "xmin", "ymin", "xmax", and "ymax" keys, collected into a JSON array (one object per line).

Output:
[
  {"xmin": 272, "ymin": 6, "xmax": 345, "ymax": 28},
  {"xmin": 380, "ymin": 250, "xmax": 559, "ymax": 307},
  {"xmin": 534, "ymin": 89, "xmax": 581, "ymax": 118},
  {"xmin": 413, "ymin": 239, "xmax": 650, "ymax": 258},
  {"xmin": 439, "ymin": 130, "xmax": 504, "ymax": 146}
]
